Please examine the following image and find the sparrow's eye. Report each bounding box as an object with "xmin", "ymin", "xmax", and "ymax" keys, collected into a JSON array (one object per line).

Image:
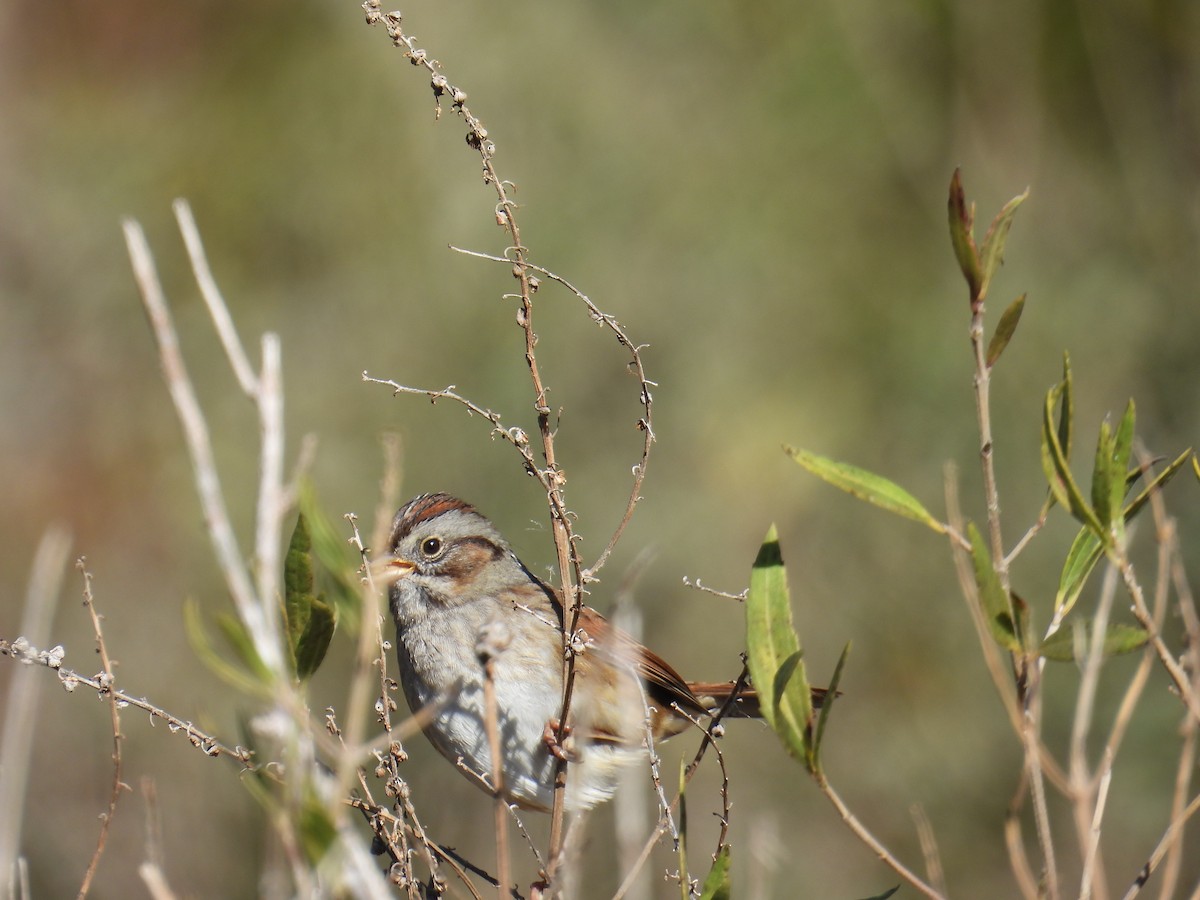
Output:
[{"xmin": 420, "ymin": 536, "xmax": 443, "ymax": 558}]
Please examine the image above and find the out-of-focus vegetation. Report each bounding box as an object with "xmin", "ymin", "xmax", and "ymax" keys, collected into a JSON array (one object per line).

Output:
[{"xmin": 2, "ymin": 0, "xmax": 1198, "ymax": 895}]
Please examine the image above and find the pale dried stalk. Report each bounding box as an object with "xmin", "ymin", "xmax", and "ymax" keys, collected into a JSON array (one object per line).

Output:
[
  {"xmin": 0, "ymin": 527, "xmax": 71, "ymax": 897},
  {"xmin": 123, "ymin": 218, "xmax": 284, "ymax": 674}
]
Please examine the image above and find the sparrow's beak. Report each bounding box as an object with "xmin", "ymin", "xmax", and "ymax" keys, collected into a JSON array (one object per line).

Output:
[{"xmin": 372, "ymin": 556, "xmax": 416, "ymax": 586}]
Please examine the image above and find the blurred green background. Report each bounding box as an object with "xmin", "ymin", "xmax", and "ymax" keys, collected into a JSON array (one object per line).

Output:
[{"xmin": 3, "ymin": 0, "xmax": 1199, "ymax": 895}]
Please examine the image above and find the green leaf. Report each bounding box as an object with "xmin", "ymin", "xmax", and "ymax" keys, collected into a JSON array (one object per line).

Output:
[
  {"xmin": 1057, "ymin": 353, "xmax": 1074, "ymax": 466},
  {"xmin": 1055, "ymin": 527, "xmax": 1104, "ymax": 619},
  {"xmin": 947, "ymin": 169, "xmax": 982, "ymax": 301},
  {"xmin": 1124, "ymin": 449, "xmax": 1192, "ymax": 521},
  {"xmin": 1193, "ymin": 454, "xmax": 1200, "ymax": 483},
  {"xmin": 1041, "ymin": 380, "xmax": 1102, "ymax": 535},
  {"xmin": 986, "ymin": 293, "xmax": 1026, "ymax": 368},
  {"xmin": 183, "ymin": 599, "xmax": 271, "ymax": 696},
  {"xmin": 811, "ymin": 642, "xmax": 850, "ymax": 774},
  {"xmin": 1057, "ymin": 449, "xmax": 1190, "ymax": 618},
  {"xmin": 746, "ymin": 526, "xmax": 815, "ymax": 770},
  {"xmin": 968, "ymin": 524, "xmax": 1021, "ymax": 652},
  {"xmin": 299, "ymin": 482, "xmax": 362, "ymax": 627},
  {"xmin": 1040, "ymin": 623, "xmax": 1149, "ymax": 662},
  {"xmin": 215, "ymin": 612, "xmax": 274, "ymax": 683},
  {"xmin": 294, "ymin": 596, "xmax": 337, "ymax": 680},
  {"xmin": 978, "ymin": 187, "xmax": 1030, "ymax": 301},
  {"xmin": 699, "ymin": 845, "xmax": 731, "ymax": 900},
  {"xmin": 284, "ymin": 513, "xmax": 339, "ymax": 680},
  {"xmin": 1110, "ymin": 401, "xmax": 1136, "ymax": 526},
  {"xmin": 786, "ymin": 447, "xmax": 946, "ymax": 534},
  {"xmin": 1090, "ymin": 417, "xmax": 1118, "ymax": 530},
  {"xmin": 298, "ymin": 795, "xmax": 338, "ymax": 864}
]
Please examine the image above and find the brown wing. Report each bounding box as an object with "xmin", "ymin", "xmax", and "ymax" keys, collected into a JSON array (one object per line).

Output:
[{"xmin": 576, "ymin": 606, "xmax": 710, "ymax": 720}]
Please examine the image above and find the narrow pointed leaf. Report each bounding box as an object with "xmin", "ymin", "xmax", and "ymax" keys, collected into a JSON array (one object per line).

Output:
[
  {"xmin": 787, "ymin": 447, "xmax": 945, "ymax": 534},
  {"xmin": 1090, "ymin": 417, "xmax": 1117, "ymax": 529},
  {"xmin": 986, "ymin": 293, "xmax": 1026, "ymax": 367},
  {"xmin": 699, "ymin": 845, "xmax": 732, "ymax": 900},
  {"xmin": 299, "ymin": 483, "xmax": 363, "ymax": 626},
  {"xmin": 183, "ymin": 599, "xmax": 271, "ymax": 696},
  {"xmin": 1110, "ymin": 400, "xmax": 1136, "ymax": 525},
  {"xmin": 746, "ymin": 526, "xmax": 814, "ymax": 769},
  {"xmin": 1058, "ymin": 353, "xmax": 1074, "ymax": 462},
  {"xmin": 948, "ymin": 169, "xmax": 982, "ymax": 301},
  {"xmin": 968, "ymin": 524, "xmax": 1021, "ymax": 652},
  {"xmin": 811, "ymin": 641, "xmax": 850, "ymax": 773},
  {"xmin": 1057, "ymin": 449, "xmax": 1190, "ymax": 618},
  {"xmin": 298, "ymin": 795, "xmax": 338, "ymax": 864},
  {"xmin": 1192, "ymin": 454, "xmax": 1200, "ymax": 483},
  {"xmin": 215, "ymin": 612, "xmax": 274, "ymax": 684},
  {"xmin": 859, "ymin": 888, "xmax": 900, "ymax": 900},
  {"xmin": 1040, "ymin": 623, "xmax": 1148, "ymax": 662},
  {"xmin": 1055, "ymin": 527, "xmax": 1104, "ymax": 618},
  {"xmin": 1124, "ymin": 449, "xmax": 1192, "ymax": 521},
  {"xmin": 1041, "ymin": 382, "xmax": 1102, "ymax": 535},
  {"xmin": 294, "ymin": 596, "xmax": 337, "ymax": 680},
  {"xmin": 978, "ymin": 187, "xmax": 1030, "ymax": 300},
  {"xmin": 285, "ymin": 514, "xmax": 317, "ymax": 666}
]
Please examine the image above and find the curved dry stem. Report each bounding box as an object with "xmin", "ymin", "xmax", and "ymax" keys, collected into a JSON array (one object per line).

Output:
[{"xmin": 816, "ymin": 777, "xmax": 946, "ymax": 900}]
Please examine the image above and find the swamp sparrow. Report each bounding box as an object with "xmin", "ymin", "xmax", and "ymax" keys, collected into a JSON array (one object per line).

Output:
[{"xmin": 381, "ymin": 493, "xmax": 825, "ymax": 812}]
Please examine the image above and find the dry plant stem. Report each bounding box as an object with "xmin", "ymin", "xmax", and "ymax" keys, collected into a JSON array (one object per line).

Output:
[
  {"xmin": 1157, "ymin": 723, "xmax": 1196, "ymax": 900},
  {"xmin": 1070, "ymin": 562, "xmax": 1122, "ymax": 899},
  {"xmin": 1080, "ymin": 755, "xmax": 1113, "ymax": 900},
  {"xmin": 816, "ymin": 777, "xmax": 945, "ymax": 900},
  {"xmin": 336, "ymin": 512, "xmax": 397, "ymax": 828},
  {"xmin": 1118, "ymin": 555, "xmax": 1200, "ymax": 722},
  {"xmin": 944, "ymin": 467, "xmax": 1067, "ymax": 787},
  {"xmin": 1155, "ymin": 490, "xmax": 1200, "ymax": 900},
  {"xmin": 123, "ymin": 218, "xmax": 284, "ymax": 674},
  {"xmin": 679, "ymin": 577, "xmax": 747, "ymax": 602},
  {"xmin": 362, "ymin": 11, "xmax": 642, "ymax": 881},
  {"xmin": 910, "ymin": 804, "xmax": 946, "ymax": 896},
  {"xmin": 947, "ymin": 466, "xmax": 1063, "ymax": 896},
  {"xmin": 971, "ymin": 298, "xmax": 1061, "ymax": 897},
  {"xmin": 482, "ymin": 656, "xmax": 512, "ymax": 900},
  {"xmin": 0, "ymin": 637, "xmax": 250, "ymax": 760},
  {"xmin": 176, "ymin": 199, "xmax": 289, "ymax": 673},
  {"xmin": 0, "ymin": 526, "xmax": 70, "ymax": 895},
  {"xmin": 76, "ymin": 563, "xmax": 126, "ymax": 900},
  {"xmin": 1120, "ymin": 791, "xmax": 1200, "ymax": 900},
  {"xmin": 1005, "ymin": 768, "xmax": 1041, "ymax": 900},
  {"xmin": 448, "ymin": 248, "xmax": 656, "ymax": 576},
  {"xmin": 968, "ymin": 294, "xmax": 1064, "ymax": 894},
  {"xmin": 1020, "ymin": 662, "xmax": 1059, "ymax": 899},
  {"xmin": 173, "ymin": 199, "xmax": 257, "ymax": 393},
  {"xmin": 967, "ymin": 304, "xmax": 1007, "ymax": 585}
]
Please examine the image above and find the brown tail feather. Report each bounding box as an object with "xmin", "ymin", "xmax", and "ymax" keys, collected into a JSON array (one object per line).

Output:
[{"xmin": 686, "ymin": 681, "xmax": 831, "ymax": 718}]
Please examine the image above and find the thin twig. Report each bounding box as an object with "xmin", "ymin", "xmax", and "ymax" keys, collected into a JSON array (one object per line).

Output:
[
  {"xmin": 680, "ymin": 577, "xmax": 747, "ymax": 602},
  {"xmin": 479, "ymin": 638, "xmax": 512, "ymax": 900},
  {"xmin": 76, "ymin": 562, "xmax": 126, "ymax": 899},
  {"xmin": 816, "ymin": 778, "xmax": 946, "ymax": 899},
  {"xmin": 1120, "ymin": 790, "xmax": 1200, "ymax": 900},
  {"xmin": 0, "ymin": 637, "xmax": 253, "ymax": 763},
  {"xmin": 173, "ymin": 199, "xmax": 257, "ymax": 393}
]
